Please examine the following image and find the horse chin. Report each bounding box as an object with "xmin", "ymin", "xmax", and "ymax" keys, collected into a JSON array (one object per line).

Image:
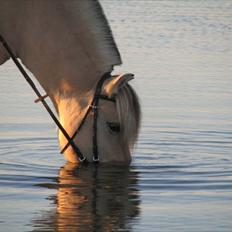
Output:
[{"xmin": 62, "ymin": 147, "xmax": 132, "ymax": 165}]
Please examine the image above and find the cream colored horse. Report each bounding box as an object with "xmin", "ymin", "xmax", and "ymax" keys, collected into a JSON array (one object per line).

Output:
[{"xmin": 0, "ymin": 0, "xmax": 140, "ymax": 163}]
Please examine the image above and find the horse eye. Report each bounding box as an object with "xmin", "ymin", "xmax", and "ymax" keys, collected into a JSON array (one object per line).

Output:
[{"xmin": 107, "ymin": 122, "xmax": 120, "ymax": 133}]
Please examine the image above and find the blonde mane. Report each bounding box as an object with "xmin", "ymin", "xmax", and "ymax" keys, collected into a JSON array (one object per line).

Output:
[
  {"xmin": 61, "ymin": 0, "xmax": 122, "ymax": 71},
  {"xmin": 116, "ymin": 84, "xmax": 141, "ymax": 147}
]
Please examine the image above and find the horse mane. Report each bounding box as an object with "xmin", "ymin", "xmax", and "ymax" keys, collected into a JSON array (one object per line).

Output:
[
  {"xmin": 116, "ymin": 84, "xmax": 141, "ymax": 147},
  {"xmin": 61, "ymin": 0, "xmax": 122, "ymax": 70}
]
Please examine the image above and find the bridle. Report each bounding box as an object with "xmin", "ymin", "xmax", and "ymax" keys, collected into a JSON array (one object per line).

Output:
[
  {"xmin": 0, "ymin": 34, "xmax": 115, "ymax": 164},
  {"xmin": 60, "ymin": 72, "xmax": 116, "ymax": 163}
]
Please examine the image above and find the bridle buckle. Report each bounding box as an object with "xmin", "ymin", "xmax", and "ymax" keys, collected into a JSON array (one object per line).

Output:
[
  {"xmin": 79, "ymin": 156, "xmax": 87, "ymax": 163},
  {"xmin": 90, "ymin": 105, "xmax": 98, "ymax": 111},
  {"xmin": 93, "ymin": 156, "xmax": 99, "ymax": 162}
]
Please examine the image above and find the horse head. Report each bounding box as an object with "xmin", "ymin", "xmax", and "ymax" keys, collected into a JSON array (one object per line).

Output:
[{"xmin": 58, "ymin": 73, "xmax": 141, "ymax": 163}]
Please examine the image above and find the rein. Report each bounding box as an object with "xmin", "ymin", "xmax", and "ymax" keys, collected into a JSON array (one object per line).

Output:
[{"xmin": 0, "ymin": 34, "xmax": 113, "ymax": 164}]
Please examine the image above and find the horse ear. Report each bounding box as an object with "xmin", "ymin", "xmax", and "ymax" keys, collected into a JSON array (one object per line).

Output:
[{"xmin": 103, "ymin": 73, "xmax": 134, "ymax": 97}]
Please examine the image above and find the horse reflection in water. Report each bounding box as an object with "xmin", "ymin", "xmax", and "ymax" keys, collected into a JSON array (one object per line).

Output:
[{"xmin": 32, "ymin": 164, "xmax": 140, "ymax": 231}]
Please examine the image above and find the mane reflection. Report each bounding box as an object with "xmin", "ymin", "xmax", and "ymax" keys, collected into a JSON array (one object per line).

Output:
[{"xmin": 32, "ymin": 163, "xmax": 140, "ymax": 231}]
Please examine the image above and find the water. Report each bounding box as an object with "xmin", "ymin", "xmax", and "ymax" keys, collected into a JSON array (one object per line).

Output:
[{"xmin": 0, "ymin": 0, "xmax": 232, "ymax": 231}]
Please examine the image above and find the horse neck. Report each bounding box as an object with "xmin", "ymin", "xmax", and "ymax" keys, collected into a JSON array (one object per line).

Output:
[
  {"xmin": 0, "ymin": 2, "xmax": 24, "ymax": 63},
  {"xmin": 1, "ymin": 0, "xmax": 121, "ymax": 133},
  {"xmin": 11, "ymin": 0, "xmax": 121, "ymax": 92},
  {"xmin": 12, "ymin": 0, "xmax": 120, "ymax": 112}
]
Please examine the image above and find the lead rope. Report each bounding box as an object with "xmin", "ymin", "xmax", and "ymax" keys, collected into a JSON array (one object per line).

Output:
[{"xmin": 0, "ymin": 34, "xmax": 87, "ymax": 163}]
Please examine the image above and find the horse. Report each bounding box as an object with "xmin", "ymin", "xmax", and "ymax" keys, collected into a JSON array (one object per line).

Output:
[{"xmin": 0, "ymin": 0, "xmax": 141, "ymax": 164}]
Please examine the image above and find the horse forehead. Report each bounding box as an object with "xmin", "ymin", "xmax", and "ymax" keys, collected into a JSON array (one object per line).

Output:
[{"xmin": 99, "ymin": 101, "xmax": 118, "ymax": 122}]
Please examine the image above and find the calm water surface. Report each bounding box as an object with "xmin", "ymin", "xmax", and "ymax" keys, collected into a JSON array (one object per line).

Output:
[{"xmin": 0, "ymin": 0, "xmax": 232, "ymax": 231}]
